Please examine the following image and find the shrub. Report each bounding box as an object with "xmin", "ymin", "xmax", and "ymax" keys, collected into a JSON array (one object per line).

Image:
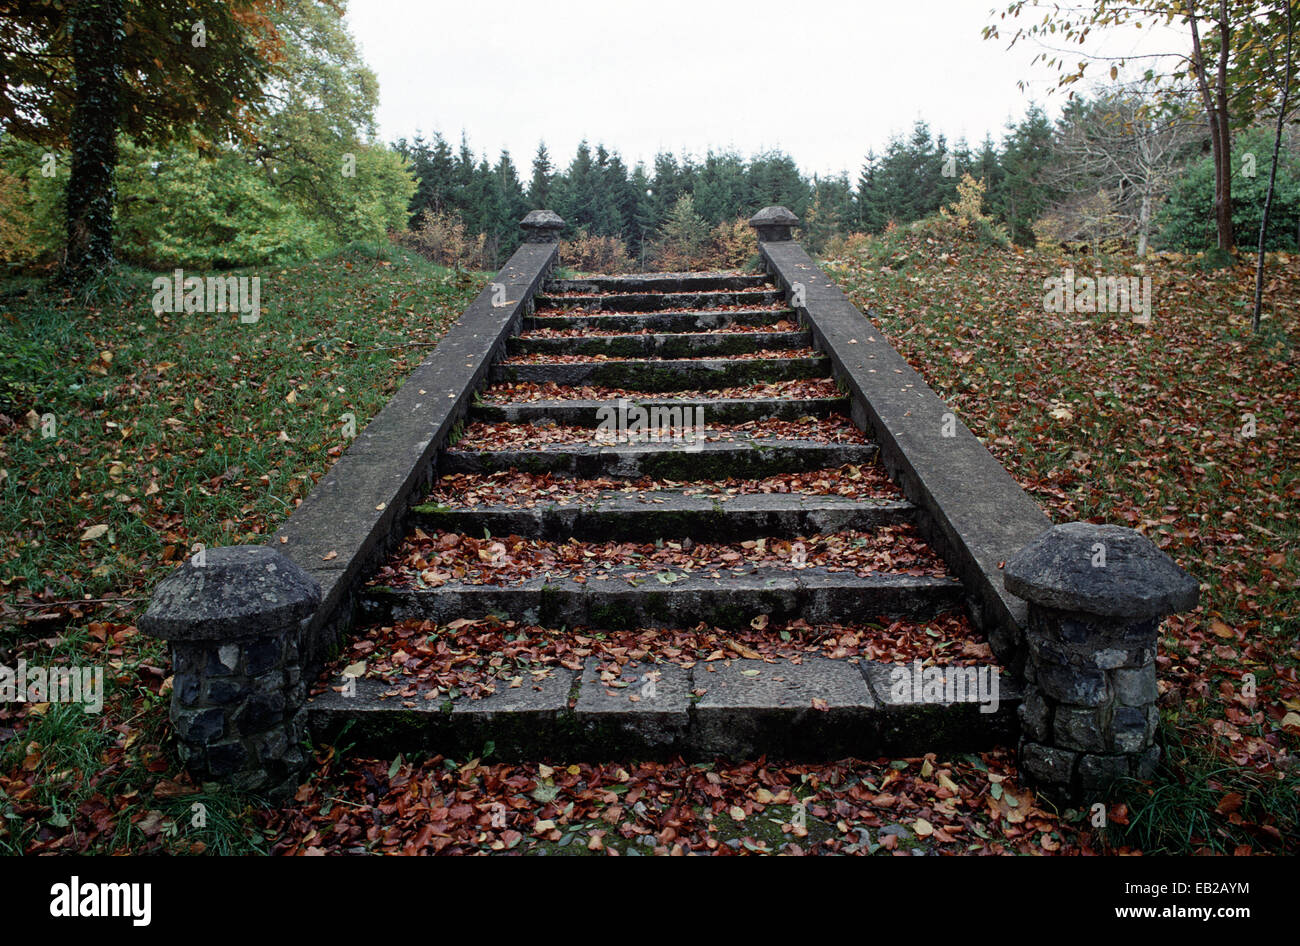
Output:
[
  {"xmin": 704, "ymin": 217, "xmax": 759, "ymax": 269},
  {"xmin": 937, "ymin": 174, "xmax": 1010, "ymax": 247},
  {"xmin": 1033, "ymin": 189, "xmax": 1125, "ymax": 251},
  {"xmin": 115, "ymin": 141, "xmax": 331, "ymax": 268},
  {"xmin": 393, "ymin": 209, "xmax": 488, "ymax": 269},
  {"xmin": 0, "ymin": 138, "xmax": 65, "ymax": 266},
  {"xmin": 558, "ymin": 229, "xmax": 633, "ymax": 273},
  {"xmin": 1156, "ymin": 130, "xmax": 1300, "ymax": 252}
]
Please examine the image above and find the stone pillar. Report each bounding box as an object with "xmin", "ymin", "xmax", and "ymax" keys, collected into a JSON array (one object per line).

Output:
[
  {"xmin": 748, "ymin": 206, "xmax": 800, "ymax": 242},
  {"xmin": 139, "ymin": 546, "xmax": 321, "ymax": 796},
  {"xmin": 520, "ymin": 209, "xmax": 566, "ymax": 243},
  {"xmin": 1004, "ymin": 523, "xmax": 1198, "ymax": 799}
]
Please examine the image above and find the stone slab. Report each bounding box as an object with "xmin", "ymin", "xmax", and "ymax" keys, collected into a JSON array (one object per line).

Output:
[
  {"xmin": 490, "ymin": 356, "xmax": 831, "ymax": 391},
  {"xmin": 511, "ymin": 330, "xmax": 809, "ymax": 359},
  {"xmin": 862, "ymin": 660, "xmax": 1022, "ymax": 752},
  {"xmin": 692, "ymin": 657, "xmax": 877, "ymax": 757},
  {"xmin": 536, "ymin": 289, "xmax": 782, "ymax": 312},
  {"xmin": 412, "ymin": 491, "xmax": 914, "ymax": 542},
  {"xmin": 360, "ymin": 567, "xmax": 963, "ymax": 629},
  {"xmin": 440, "ymin": 438, "xmax": 878, "ymax": 480},
  {"xmin": 545, "ymin": 273, "xmax": 770, "ymax": 293},
  {"xmin": 471, "ymin": 396, "xmax": 847, "ymax": 427},
  {"xmin": 523, "ymin": 309, "xmax": 791, "ymax": 332},
  {"xmin": 574, "ymin": 657, "xmax": 691, "ymax": 751}
]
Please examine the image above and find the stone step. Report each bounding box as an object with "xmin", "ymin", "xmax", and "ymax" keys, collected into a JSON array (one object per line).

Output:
[
  {"xmin": 470, "ymin": 396, "xmax": 848, "ymax": 427},
  {"xmin": 535, "ymin": 289, "xmax": 783, "ymax": 312},
  {"xmin": 361, "ymin": 567, "xmax": 963, "ymax": 629},
  {"xmin": 490, "ymin": 356, "xmax": 831, "ymax": 391},
  {"xmin": 440, "ymin": 438, "xmax": 878, "ymax": 479},
  {"xmin": 509, "ymin": 330, "xmax": 810, "ymax": 359},
  {"xmin": 411, "ymin": 492, "xmax": 917, "ymax": 541},
  {"xmin": 307, "ymin": 655, "xmax": 1019, "ymax": 759},
  {"xmin": 544, "ymin": 272, "xmax": 770, "ymax": 293},
  {"xmin": 524, "ymin": 309, "xmax": 793, "ymax": 333}
]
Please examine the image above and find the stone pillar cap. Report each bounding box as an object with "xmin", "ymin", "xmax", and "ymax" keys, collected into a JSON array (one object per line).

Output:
[
  {"xmin": 520, "ymin": 209, "xmax": 565, "ymax": 231},
  {"xmin": 1004, "ymin": 522, "xmax": 1198, "ymax": 619},
  {"xmin": 749, "ymin": 206, "xmax": 800, "ymax": 228},
  {"xmin": 140, "ymin": 546, "xmax": 321, "ymax": 641}
]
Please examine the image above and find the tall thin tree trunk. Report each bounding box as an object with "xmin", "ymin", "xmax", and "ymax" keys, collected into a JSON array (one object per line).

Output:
[
  {"xmin": 61, "ymin": 0, "xmax": 123, "ymax": 285},
  {"xmin": 1138, "ymin": 192, "xmax": 1151, "ymax": 257},
  {"xmin": 1253, "ymin": 1, "xmax": 1295, "ymax": 334},
  {"xmin": 1215, "ymin": 1, "xmax": 1235, "ymax": 253},
  {"xmin": 1189, "ymin": 3, "xmax": 1235, "ymax": 255}
]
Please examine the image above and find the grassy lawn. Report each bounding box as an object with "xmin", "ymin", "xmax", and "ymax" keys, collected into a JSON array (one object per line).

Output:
[
  {"xmin": 0, "ymin": 229, "xmax": 1294, "ymax": 855},
  {"xmin": 0, "ymin": 243, "xmax": 487, "ymax": 853},
  {"xmin": 824, "ymin": 223, "xmax": 1298, "ymax": 853}
]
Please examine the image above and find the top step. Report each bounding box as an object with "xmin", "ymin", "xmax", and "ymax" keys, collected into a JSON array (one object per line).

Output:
[
  {"xmin": 537, "ymin": 289, "xmax": 783, "ymax": 313},
  {"xmin": 544, "ymin": 272, "xmax": 770, "ymax": 294}
]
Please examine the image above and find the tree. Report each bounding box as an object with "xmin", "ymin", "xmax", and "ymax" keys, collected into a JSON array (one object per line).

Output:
[
  {"xmin": 806, "ymin": 173, "xmax": 854, "ymax": 251},
  {"xmin": 986, "ymin": 0, "xmax": 1288, "ymax": 254},
  {"xmin": 994, "ymin": 106, "xmax": 1059, "ymax": 244},
  {"xmin": 0, "ymin": 0, "xmax": 284, "ymax": 282},
  {"xmin": 527, "ymin": 142, "xmax": 553, "ymax": 208},
  {"xmin": 1251, "ymin": 1, "xmax": 1296, "ymax": 332},
  {"xmin": 398, "ymin": 131, "xmax": 456, "ymax": 221},
  {"xmin": 1154, "ymin": 126, "xmax": 1300, "ymax": 250},
  {"xmin": 654, "ymin": 193, "xmax": 709, "ymax": 269},
  {"xmin": 856, "ymin": 149, "xmax": 888, "ymax": 232},
  {"xmin": 253, "ymin": 0, "xmax": 412, "ymax": 246},
  {"xmin": 1052, "ymin": 89, "xmax": 1199, "ymax": 254}
]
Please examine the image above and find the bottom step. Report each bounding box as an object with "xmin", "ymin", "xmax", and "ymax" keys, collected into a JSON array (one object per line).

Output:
[{"xmin": 307, "ymin": 656, "xmax": 1020, "ymax": 760}]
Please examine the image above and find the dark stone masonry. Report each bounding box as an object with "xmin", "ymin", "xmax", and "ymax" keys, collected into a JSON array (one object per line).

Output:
[
  {"xmin": 139, "ymin": 546, "xmax": 320, "ymax": 796},
  {"xmin": 1004, "ymin": 522, "xmax": 1199, "ymax": 799}
]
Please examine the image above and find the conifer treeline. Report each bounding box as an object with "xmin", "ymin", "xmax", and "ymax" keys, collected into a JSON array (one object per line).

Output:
[
  {"xmin": 393, "ymin": 98, "xmax": 1300, "ymax": 267},
  {"xmin": 392, "ymin": 106, "xmax": 1062, "ymax": 265}
]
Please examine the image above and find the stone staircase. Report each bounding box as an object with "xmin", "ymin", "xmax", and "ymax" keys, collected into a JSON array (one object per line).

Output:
[
  {"xmin": 142, "ymin": 209, "xmax": 1197, "ymax": 801},
  {"xmin": 306, "ymin": 268, "xmax": 1019, "ymax": 759}
]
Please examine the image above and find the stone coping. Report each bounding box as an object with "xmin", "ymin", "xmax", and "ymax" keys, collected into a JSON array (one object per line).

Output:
[{"xmin": 269, "ymin": 241, "xmax": 558, "ymax": 671}]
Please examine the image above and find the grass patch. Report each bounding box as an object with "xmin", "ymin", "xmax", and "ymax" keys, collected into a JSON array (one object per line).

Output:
[
  {"xmin": 824, "ymin": 223, "xmax": 1298, "ymax": 854},
  {"xmin": 0, "ymin": 246, "xmax": 485, "ymax": 853}
]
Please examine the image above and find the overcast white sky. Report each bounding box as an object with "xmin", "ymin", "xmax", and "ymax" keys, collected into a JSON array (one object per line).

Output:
[{"xmin": 346, "ymin": 0, "xmax": 1177, "ymax": 178}]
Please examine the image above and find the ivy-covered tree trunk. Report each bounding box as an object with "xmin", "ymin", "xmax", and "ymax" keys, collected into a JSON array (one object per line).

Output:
[{"xmin": 61, "ymin": 0, "xmax": 124, "ymax": 285}]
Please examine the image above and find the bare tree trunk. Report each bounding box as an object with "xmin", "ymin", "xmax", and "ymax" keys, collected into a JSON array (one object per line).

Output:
[
  {"xmin": 1189, "ymin": 2, "xmax": 1235, "ymax": 255},
  {"xmin": 1253, "ymin": 1, "xmax": 1295, "ymax": 334},
  {"xmin": 60, "ymin": 0, "xmax": 123, "ymax": 286},
  {"xmin": 1138, "ymin": 192, "xmax": 1151, "ymax": 257},
  {"xmin": 1215, "ymin": 0, "xmax": 1235, "ymax": 253}
]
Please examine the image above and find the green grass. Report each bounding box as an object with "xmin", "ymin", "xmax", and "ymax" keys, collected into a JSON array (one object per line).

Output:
[
  {"xmin": 823, "ymin": 220, "xmax": 1299, "ymax": 854},
  {"xmin": 0, "ymin": 243, "xmax": 486, "ymax": 853}
]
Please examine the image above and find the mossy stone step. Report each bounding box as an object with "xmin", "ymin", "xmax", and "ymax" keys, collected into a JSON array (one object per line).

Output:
[
  {"xmin": 544, "ymin": 273, "xmax": 770, "ymax": 293},
  {"xmin": 490, "ymin": 356, "xmax": 831, "ymax": 391},
  {"xmin": 510, "ymin": 330, "xmax": 810, "ymax": 359},
  {"xmin": 360, "ymin": 567, "xmax": 963, "ymax": 629},
  {"xmin": 440, "ymin": 438, "xmax": 878, "ymax": 479},
  {"xmin": 306, "ymin": 655, "xmax": 1020, "ymax": 760},
  {"xmin": 470, "ymin": 396, "xmax": 847, "ymax": 427},
  {"xmin": 524, "ymin": 309, "xmax": 793, "ymax": 333},
  {"xmin": 412, "ymin": 492, "xmax": 916, "ymax": 541},
  {"xmin": 535, "ymin": 289, "xmax": 783, "ymax": 312}
]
